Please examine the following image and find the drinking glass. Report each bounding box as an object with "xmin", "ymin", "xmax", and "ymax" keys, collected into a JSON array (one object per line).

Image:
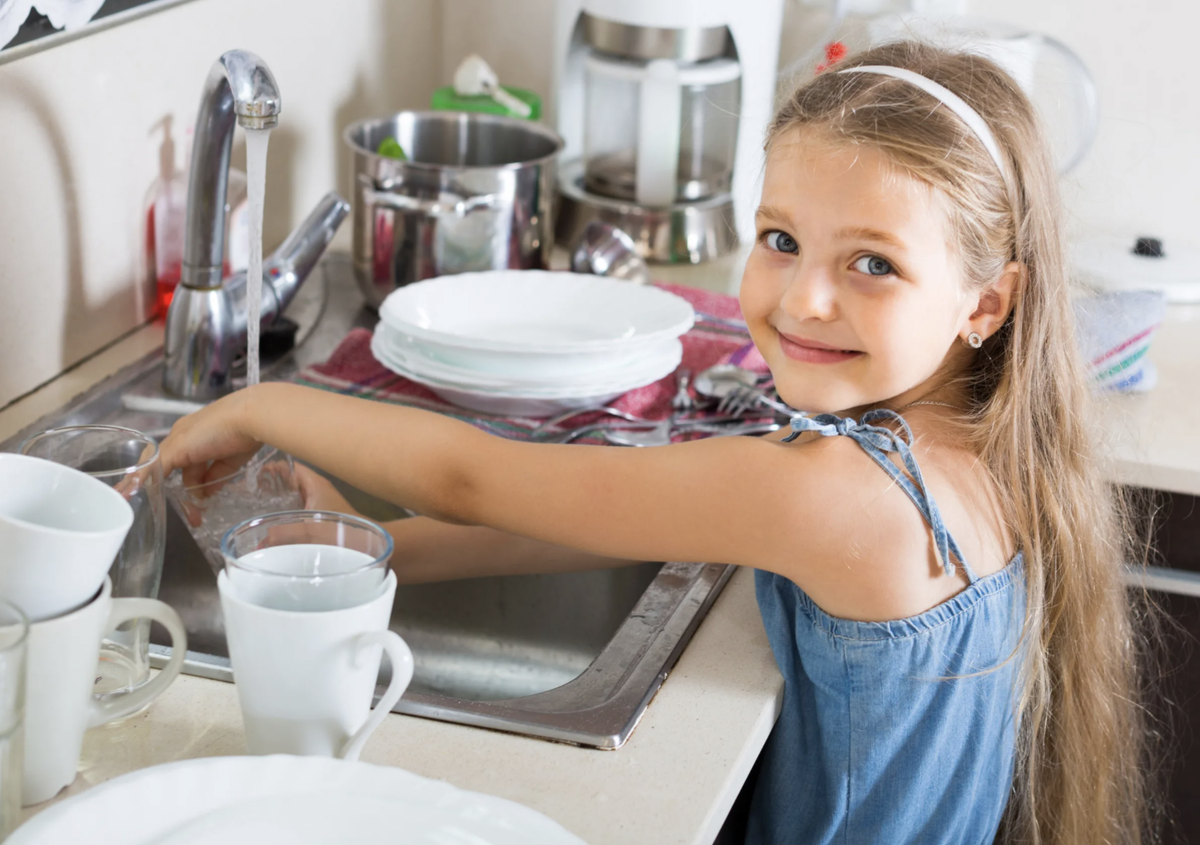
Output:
[
  {"xmin": 165, "ymin": 446, "xmax": 303, "ymax": 576},
  {"xmin": 0, "ymin": 600, "xmax": 28, "ymax": 840},
  {"xmin": 21, "ymin": 425, "xmax": 164, "ymax": 697},
  {"xmin": 220, "ymin": 511, "xmax": 392, "ymax": 612}
]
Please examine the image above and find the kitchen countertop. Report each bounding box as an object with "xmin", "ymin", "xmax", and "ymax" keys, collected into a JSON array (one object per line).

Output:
[
  {"xmin": 1097, "ymin": 302, "xmax": 1200, "ymax": 497},
  {"xmin": 4, "ymin": 262, "xmax": 1198, "ymax": 842}
]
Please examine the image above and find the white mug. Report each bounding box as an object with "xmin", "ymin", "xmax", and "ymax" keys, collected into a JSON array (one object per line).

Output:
[
  {"xmin": 0, "ymin": 453, "xmax": 134, "ymax": 622},
  {"xmin": 24, "ymin": 577, "xmax": 186, "ymax": 805},
  {"xmin": 218, "ymin": 570, "xmax": 413, "ymax": 761}
]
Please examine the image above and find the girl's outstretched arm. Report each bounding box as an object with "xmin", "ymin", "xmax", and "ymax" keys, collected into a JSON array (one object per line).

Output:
[
  {"xmin": 159, "ymin": 382, "xmax": 912, "ymax": 596},
  {"xmin": 296, "ymin": 465, "xmax": 642, "ymax": 583}
]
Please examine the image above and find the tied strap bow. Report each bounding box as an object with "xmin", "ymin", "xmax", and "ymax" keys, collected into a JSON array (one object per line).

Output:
[{"xmin": 783, "ymin": 409, "xmax": 975, "ymax": 581}]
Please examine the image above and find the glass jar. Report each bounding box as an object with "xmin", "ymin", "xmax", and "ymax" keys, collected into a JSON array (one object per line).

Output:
[{"xmin": 583, "ymin": 52, "xmax": 741, "ymax": 206}]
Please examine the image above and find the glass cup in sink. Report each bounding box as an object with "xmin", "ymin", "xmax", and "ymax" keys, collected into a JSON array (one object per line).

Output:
[{"xmin": 165, "ymin": 447, "xmax": 303, "ymax": 576}]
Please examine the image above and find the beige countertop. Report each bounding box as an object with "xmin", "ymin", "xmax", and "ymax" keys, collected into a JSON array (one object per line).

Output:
[{"xmin": 1098, "ymin": 302, "xmax": 1200, "ymax": 497}]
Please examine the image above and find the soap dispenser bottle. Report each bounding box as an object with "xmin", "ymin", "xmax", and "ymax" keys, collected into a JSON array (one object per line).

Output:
[{"xmin": 143, "ymin": 117, "xmax": 189, "ymax": 318}]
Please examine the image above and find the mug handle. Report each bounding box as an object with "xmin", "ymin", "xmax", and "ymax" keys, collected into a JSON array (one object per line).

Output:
[
  {"xmin": 87, "ymin": 598, "xmax": 188, "ymax": 727},
  {"xmin": 337, "ymin": 630, "xmax": 414, "ymax": 762}
]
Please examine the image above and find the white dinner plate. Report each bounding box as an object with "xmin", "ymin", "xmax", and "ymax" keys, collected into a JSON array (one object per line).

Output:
[
  {"xmin": 381, "ymin": 324, "xmax": 651, "ymax": 379},
  {"xmin": 373, "ymin": 324, "xmax": 681, "ymax": 391},
  {"xmin": 379, "ymin": 271, "xmax": 695, "ymax": 353},
  {"xmin": 8, "ymin": 755, "xmax": 588, "ymax": 845},
  {"xmin": 374, "ymin": 321, "xmax": 653, "ymax": 382},
  {"xmin": 370, "ymin": 333, "xmax": 679, "ymax": 416}
]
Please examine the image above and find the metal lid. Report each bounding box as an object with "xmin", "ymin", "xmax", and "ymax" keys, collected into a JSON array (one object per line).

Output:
[{"xmin": 583, "ymin": 13, "xmax": 728, "ymax": 62}]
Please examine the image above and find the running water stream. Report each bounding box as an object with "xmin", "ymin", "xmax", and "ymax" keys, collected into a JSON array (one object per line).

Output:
[{"xmin": 244, "ymin": 127, "xmax": 272, "ymax": 387}]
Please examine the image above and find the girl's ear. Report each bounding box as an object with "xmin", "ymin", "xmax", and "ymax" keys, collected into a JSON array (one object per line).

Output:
[{"xmin": 963, "ymin": 261, "xmax": 1022, "ymax": 344}]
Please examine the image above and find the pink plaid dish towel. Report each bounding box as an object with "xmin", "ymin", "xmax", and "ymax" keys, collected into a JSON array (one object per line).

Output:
[{"xmin": 293, "ymin": 283, "xmax": 769, "ymax": 442}]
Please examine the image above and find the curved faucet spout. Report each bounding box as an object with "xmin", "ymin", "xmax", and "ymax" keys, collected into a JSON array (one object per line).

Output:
[
  {"xmin": 182, "ymin": 49, "xmax": 281, "ymax": 291},
  {"xmin": 164, "ymin": 51, "xmax": 346, "ymax": 400}
]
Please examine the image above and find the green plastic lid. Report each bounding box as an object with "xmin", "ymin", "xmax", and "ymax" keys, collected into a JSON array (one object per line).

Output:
[{"xmin": 430, "ymin": 85, "xmax": 542, "ymax": 121}]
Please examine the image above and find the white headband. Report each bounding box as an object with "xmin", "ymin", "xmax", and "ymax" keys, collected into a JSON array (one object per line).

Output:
[{"xmin": 839, "ymin": 65, "xmax": 1008, "ymax": 179}]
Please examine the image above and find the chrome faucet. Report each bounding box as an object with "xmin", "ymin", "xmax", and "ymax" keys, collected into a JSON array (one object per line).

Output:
[{"xmin": 163, "ymin": 49, "xmax": 349, "ymax": 399}]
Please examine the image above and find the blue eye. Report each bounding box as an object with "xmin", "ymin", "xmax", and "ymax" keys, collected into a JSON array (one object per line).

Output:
[
  {"xmin": 765, "ymin": 231, "xmax": 798, "ymax": 254},
  {"xmin": 853, "ymin": 255, "xmax": 893, "ymax": 276}
]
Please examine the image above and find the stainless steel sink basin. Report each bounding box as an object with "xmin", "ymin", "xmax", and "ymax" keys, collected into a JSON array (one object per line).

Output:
[{"xmin": 0, "ymin": 256, "xmax": 732, "ymax": 748}]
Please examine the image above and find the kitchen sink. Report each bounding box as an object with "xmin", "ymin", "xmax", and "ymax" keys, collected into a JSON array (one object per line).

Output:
[{"xmin": 0, "ymin": 255, "xmax": 733, "ymax": 748}]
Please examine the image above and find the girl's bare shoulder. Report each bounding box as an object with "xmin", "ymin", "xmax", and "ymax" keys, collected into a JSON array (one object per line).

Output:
[{"xmin": 763, "ymin": 417, "xmax": 1012, "ymax": 623}]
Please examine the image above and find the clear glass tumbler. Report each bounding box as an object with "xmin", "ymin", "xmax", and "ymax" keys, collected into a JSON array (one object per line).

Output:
[
  {"xmin": 220, "ymin": 511, "xmax": 392, "ymax": 612},
  {"xmin": 20, "ymin": 425, "xmax": 164, "ymax": 697},
  {"xmin": 0, "ymin": 600, "xmax": 27, "ymax": 840},
  {"xmin": 165, "ymin": 447, "xmax": 303, "ymax": 576}
]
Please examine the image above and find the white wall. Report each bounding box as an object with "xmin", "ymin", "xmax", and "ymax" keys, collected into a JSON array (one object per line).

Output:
[
  {"xmin": 970, "ymin": 0, "xmax": 1200, "ymax": 249},
  {"xmin": 0, "ymin": 0, "xmax": 441, "ymax": 408},
  {"xmin": 440, "ymin": 0, "xmax": 1200, "ymax": 259}
]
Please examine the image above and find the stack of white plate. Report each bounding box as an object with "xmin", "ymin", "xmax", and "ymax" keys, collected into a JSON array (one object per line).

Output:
[{"xmin": 371, "ymin": 270, "xmax": 694, "ymax": 416}]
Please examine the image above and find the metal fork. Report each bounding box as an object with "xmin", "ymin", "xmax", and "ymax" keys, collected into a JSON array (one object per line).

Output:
[
  {"xmin": 717, "ymin": 384, "xmax": 798, "ymax": 418},
  {"xmin": 534, "ymin": 405, "xmax": 649, "ymax": 432},
  {"xmin": 603, "ymin": 419, "xmax": 783, "ymax": 447}
]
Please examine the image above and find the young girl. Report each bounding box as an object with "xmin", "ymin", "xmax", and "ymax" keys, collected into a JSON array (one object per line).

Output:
[{"xmin": 160, "ymin": 41, "xmax": 1146, "ymax": 844}]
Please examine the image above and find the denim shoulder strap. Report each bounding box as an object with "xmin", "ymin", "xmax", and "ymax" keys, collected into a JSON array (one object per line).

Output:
[{"xmin": 783, "ymin": 409, "xmax": 978, "ymax": 582}]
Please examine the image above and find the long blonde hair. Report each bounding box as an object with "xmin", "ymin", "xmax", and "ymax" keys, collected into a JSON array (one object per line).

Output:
[{"xmin": 767, "ymin": 41, "xmax": 1149, "ymax": 844}]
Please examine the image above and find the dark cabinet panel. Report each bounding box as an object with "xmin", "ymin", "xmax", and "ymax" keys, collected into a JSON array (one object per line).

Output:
[{"xmin": 1146, "ymin": 490, "xmax": 1200, "ymax": 845}]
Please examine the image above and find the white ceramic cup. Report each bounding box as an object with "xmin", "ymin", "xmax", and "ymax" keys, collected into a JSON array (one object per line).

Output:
[
  {"xmin": 0, "ymin": 453, "xmax": 134, "ymax": 622},
  {"xmin": 24, "ymin": 577, "xmax": 186, "ymax": 805},
  {"xmin": 218, "ymin": 569, "xmax": 413, "ymax": 761}
]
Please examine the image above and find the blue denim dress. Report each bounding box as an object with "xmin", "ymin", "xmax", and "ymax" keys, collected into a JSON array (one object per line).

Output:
[{"xmin": 746, "ymin": 411, "xmax": 1024, "ymax": 845}]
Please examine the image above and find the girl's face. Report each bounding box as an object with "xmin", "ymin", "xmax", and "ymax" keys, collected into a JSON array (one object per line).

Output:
[{"xmin": 740, "ymin": 131, "xmax": 978, "ymax": 414}]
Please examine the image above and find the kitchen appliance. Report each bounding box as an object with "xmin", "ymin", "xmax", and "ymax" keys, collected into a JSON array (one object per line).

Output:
[
  {"xmin": 1072, "ymin": 235, "xmax": 1200, "ymax": 304},
  {"xmin": 344, "ymin": 112, "xmax": 563, "ymax": 309},
  {"xmin": 552, "ymin": 0, "xmax": 785, "ymax": 264}
]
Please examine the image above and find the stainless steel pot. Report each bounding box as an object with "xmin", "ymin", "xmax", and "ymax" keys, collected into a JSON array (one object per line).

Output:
[{"xmin": 344, "ymin": 111, "xmax": 564, "ymax": 308}]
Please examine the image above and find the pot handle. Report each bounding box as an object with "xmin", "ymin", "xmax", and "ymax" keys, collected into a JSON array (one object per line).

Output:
[{"xmin": 358, "ymin": 174, "xmax": 502, "ymax": 217}]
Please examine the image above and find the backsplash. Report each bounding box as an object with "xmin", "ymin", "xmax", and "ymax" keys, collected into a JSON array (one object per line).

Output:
[{"xmin": 0, "ymin": 0, "xmax": 440, "ymax": 408}]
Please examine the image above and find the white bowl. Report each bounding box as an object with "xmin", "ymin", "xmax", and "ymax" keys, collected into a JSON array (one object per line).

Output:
[
  {"xmin": 379, "ymin": 270, "xmax": 695, "ymax": 354},
  {"xmin": 0, "ymin": 453, "xmax": 133, "ymax": 621}
]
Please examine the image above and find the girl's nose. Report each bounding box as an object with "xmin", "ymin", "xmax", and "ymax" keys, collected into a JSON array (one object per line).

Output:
[{"xmin": 780, "ymin": 263, "xmax": 838, "ymax": 322}]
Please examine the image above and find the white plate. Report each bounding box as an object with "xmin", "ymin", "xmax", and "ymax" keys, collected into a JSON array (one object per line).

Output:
[
  {"xmin": 371, "ymin": 333, "xmax": 680, "ymax": 413},
  {"xmin": 383, "ymin": 325, "xmax": 650, "ymax": 379},
  {"xmin": 379, "ymin": 271, "xmax": 695, "ymax": 353},
  {"xmin": 376, "ymin": 321, "xmax": 652, "ymax": 381},
  {"xmin": 374, "ymin": 324, "xmax": 681, "ymax": 391},
  {"xmin": 8, "ymin": 755, "xmax": 587, "ymax": 845}
]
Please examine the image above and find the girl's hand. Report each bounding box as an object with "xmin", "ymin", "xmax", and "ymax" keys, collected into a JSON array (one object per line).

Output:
[
  {"xmin": 294, "ymin": 464, "xmax": 362, "ymax": 516},
  {"xmin": 159, "ymin": 388, "xmax": 263, "ymax": 488}
]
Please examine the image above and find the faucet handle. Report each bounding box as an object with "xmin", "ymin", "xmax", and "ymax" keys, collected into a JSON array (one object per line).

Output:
[{"xmin": 218, "ymin": 49, "xmax": 281, "ymax": 130}]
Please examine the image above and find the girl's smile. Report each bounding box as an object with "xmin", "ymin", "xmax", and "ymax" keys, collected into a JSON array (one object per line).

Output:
[{"xmin": 777, "ymin": 332, "xmax": 863, "ymax": 364}]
